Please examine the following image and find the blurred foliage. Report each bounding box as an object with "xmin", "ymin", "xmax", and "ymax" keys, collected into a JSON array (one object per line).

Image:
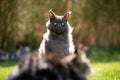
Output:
[
  {"xmin": 0, "ymin": 0, "xmax": 120, "ymax": 51},
  {"xmin": 73, "ymin": 0, "xmax": 120, "ymax": 47}
]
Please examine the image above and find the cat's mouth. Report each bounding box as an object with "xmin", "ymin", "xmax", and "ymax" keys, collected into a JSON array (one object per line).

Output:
[
  {"xmin": 57, "ymin": 29, "xmax": 63, "ymax": 33},
  {"xmin": 55, "ymin": 28, "xmax": 65, "ymax": 34}
]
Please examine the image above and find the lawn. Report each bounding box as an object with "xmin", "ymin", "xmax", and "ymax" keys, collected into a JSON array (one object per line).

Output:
[
  {"xmin": 88, "ymin": 47, "xmax": 120, "ymax": 80},
  {"xmin": 89, "ymin": 62, "xmax": 120, "ymax": 80},
  {"xmin": 0, "ymin": 62, "xmax": 16, "ymax": 80},
  {"xmin": 0, "ymin": 47, "xmax": 120, "ymax": 80}
]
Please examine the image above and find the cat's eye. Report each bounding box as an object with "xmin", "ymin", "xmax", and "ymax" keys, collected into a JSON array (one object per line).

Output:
[
  {"xmin": 61, "ymin": 23, "xmax": 64, "ymax": 25},
  {"xmin": 54, "ymin": 22, "xmax": 57, "ymax": 25}
]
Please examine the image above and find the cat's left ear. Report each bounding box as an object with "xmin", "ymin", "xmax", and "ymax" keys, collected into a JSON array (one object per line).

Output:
[
  {"xmin": 63, "ymin": 11, "xmax": 72, "ymax": 21},
  {"xmin": 49, "ymin": 9, "xmax": 55, "ymax": 20}
]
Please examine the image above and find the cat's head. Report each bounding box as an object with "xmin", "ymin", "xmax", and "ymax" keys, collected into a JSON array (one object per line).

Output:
[{"xmin": 46, "ymin": 10, "xmax": 71, "ymax": 35}]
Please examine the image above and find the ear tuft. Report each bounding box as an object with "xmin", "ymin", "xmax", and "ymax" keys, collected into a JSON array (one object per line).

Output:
[
  {"xmin": 49, "ymin": 9, "xmax": 55, "ymax": 19},
  {"xmin": 67, "ymin": 11, "xmax": 72, "ymax": 15},
  {"xmin": 63, "ymin": 11, "xmax": 72, "ymax": 20}
]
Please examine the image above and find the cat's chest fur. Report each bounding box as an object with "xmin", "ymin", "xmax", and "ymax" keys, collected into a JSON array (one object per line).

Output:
[{"xmin": 45, "ymin": 32, "xmax": 69, "ymax": 56}]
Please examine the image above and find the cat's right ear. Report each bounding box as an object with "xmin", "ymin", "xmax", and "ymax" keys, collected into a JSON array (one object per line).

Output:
[
  {"xmin": 63, "ymin": 11, "xmax": 72, "ymax": 21},
  {"xmin": 49, "ymin": 9, "xmax": 55, "ymax": 21}
]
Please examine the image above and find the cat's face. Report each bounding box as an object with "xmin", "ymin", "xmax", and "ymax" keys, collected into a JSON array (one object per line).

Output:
[{"xmin": 47, "ymin": 10, "xmax": 71, "ymax": 34}]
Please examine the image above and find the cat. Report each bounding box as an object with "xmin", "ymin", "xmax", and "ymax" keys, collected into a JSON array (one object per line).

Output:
[
  {"xmin": 39, "ymin": 10, "xmax": 75, "ymax": 57},
  {"xmin": 7, "ymin": 45, "xmax": 91, "ymax": 80},
  {"xmin": 62, "ymin": 44, "xmax": 91, "ymax": 80}
]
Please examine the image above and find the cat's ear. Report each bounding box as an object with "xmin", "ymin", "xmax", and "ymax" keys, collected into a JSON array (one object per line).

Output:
[
  {"xmin": 63, "ymin": 11, "xmax": 72, "ymax": 21},
  {"xmin": 49, "ymin": 9, "xmax": 55, "ymax": 20}
]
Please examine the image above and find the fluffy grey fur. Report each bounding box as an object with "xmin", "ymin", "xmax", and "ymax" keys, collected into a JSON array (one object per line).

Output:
[
  {"xmin": 39, "ymin": 10, "xmax": 75, "ymax": 57},
  {"xmin": 7, "ymin": 47, "xmax": 91, "ymax": 80}
]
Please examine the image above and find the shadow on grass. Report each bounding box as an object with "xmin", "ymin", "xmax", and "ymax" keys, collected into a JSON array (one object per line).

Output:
[
  {"xmin": 0, "ymin": 61, "xmax": 17, "ymax": 67},
  {"xmin": 86, "ymin": 47, "xmax": 120, "ymax": 63}
]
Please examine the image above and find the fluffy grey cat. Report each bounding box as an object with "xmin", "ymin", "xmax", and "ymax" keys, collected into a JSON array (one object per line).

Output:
[{"xmin": 39, "ymin": 10, "xmax": 75, "ymax": 57}]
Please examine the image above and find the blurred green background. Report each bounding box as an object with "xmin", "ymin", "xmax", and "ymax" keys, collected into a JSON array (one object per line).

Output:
[{"xmin": 0, "ymin": 0, "xmax": 120, "ymax": 51}]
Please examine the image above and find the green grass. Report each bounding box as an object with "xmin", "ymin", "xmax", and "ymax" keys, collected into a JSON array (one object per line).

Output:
[
  {"xmin": 88, "ymin": 47, "xmax": 120, "ymax": 80},
  {"xmin": 89, "ymin": 62, "xmax": 120, "ymax": 80},
  {"xmin": 0, "ymin": 62, "xmax": 16, "ymax": 80},
  {"xmin": 0, "ymin": 47, "xmax": 120, "ymax": 80}
]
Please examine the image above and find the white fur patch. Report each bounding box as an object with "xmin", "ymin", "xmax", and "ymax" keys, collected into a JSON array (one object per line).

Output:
[
  {"xmin": 67, "ymin": 22, "xmax": 75, "ymax": 54},
  {"xmin": 7, "ymin": 66, "xmax": 20, "ymax": 80},
  {"xmin": 38, "ymin": 59, "xmax": 49, "ymax": 70}
]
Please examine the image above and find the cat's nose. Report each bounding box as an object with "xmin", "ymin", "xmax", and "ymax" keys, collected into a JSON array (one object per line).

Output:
[{"xmin": 58, "ymin": 25, "xmax": 62, "ymax": 29}]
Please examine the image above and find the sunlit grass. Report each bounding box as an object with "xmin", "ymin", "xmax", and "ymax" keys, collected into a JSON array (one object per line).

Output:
[
  {"xmin": 88, "ymin": 47, "xmax": 120, "ymax": 80},
  {"xmin": 0, "ymin": 62, "xmax": 16, "ymax": 80},
  {"xmin": 89, "ymin": 62, "xmax": 120, "ymax": 80}
]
